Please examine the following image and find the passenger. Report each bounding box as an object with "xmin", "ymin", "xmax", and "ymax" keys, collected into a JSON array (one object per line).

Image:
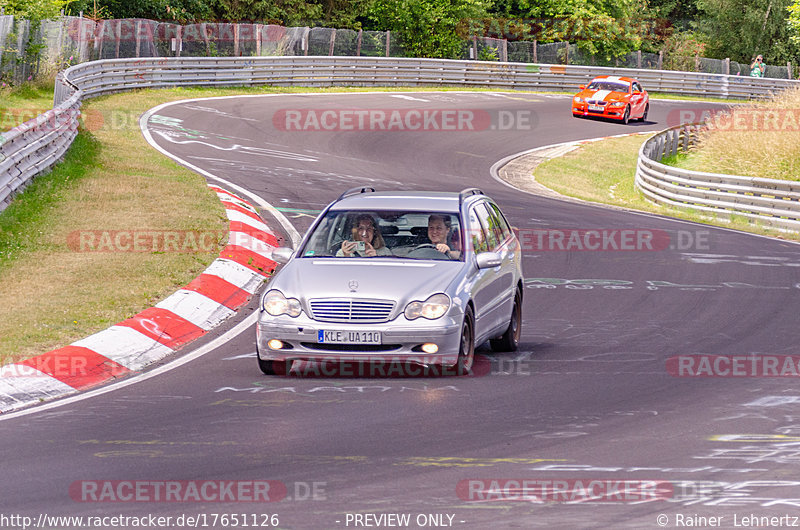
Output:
[
  {"xmin": 338, "ymin": 214, "xmax": 391, "ymax": 257},
  {"xmin": 427, "ymin": 214, "xmax": 461, "ymax": 259}
]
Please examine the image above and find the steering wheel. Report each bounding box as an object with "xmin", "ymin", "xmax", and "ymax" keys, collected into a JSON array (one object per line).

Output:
[{"xmin": 413, "ymin": 243, "xmax": 437, "ymax": 250}]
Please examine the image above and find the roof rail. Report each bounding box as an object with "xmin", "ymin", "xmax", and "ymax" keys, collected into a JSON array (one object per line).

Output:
[
  {"xmin": 458, "ymin": 187, "xmax": 484, "ymax": 206},
  {"xmin": 338, "ymin": 186, "xmax": 376, "ymax": 201}
]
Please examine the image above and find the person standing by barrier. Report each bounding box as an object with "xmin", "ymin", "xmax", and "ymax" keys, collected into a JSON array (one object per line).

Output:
[{"xmin": 750, "ymin": 55, "xmax": 766, "ymax": 77}]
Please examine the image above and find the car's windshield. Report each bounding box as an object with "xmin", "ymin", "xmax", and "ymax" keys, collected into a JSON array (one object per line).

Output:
[
  {"xmin": 299, "ymin": 209, "xmax": 463, "ymax": 261},
  {"xmin": 587, "ymin": 81, "xmax": 629, "ymax": 92}
]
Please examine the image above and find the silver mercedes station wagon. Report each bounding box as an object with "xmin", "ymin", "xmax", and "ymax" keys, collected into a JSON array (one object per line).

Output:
[{"xmin": 256, "ymin": 187, "xmax": 524, "ymax": 375}]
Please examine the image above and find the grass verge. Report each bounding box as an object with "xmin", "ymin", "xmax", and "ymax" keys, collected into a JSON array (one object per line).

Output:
[
  {"xmin": 670, "ymin": 86, "xmax": 800, "ymax": 180},
  {"xmin": 0, "ymin": 82, "xmax": 58, "ymax": 130},
  {"xmin": 533, "ymin": 133, "xmax": 799, "ymax": 241},
  {"xmin": 0, "ymin": 89, "xmax": 236, "ymax": 365}
]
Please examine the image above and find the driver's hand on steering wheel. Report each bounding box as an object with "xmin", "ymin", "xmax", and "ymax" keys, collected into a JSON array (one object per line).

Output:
[{"xmin": 435, "ymin": 243, "xmax": 450, "ymax": 254}]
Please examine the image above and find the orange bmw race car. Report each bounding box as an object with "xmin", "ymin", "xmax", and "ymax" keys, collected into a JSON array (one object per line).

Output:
[{"xmin": 572, "ymin": 76, "xmax": 649, "ymax": 124}]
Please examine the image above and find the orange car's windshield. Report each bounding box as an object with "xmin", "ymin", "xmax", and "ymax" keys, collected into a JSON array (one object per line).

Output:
[{"xmin": 587, "ymin": 81, "xmax": 629, "ymax": 92}]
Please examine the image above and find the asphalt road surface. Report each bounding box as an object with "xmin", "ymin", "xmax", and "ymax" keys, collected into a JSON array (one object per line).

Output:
[{"xmin": 3, "ymin": 92, "xmax": 800, "ymax": 530}]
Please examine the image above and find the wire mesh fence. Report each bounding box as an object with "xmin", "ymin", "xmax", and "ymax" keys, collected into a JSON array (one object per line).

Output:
[{"xmin": 0, "ymin": 14, "xmax": 796, "ymax": 85}]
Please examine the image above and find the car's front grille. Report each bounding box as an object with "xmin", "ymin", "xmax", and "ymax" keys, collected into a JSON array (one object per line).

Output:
[
  {"xmin": 587, "ymin": 100, "xmax": 607, "ymax": 106},
  {"xmin": 309, "ymin": 299, "xmax": 395, "ymax": 323}
]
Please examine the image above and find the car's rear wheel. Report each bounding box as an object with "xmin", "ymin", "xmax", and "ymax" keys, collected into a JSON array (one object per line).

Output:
[
  {"xmin": 622, "ymin": 105, "xmax": 630, "ymax": 125},
  {"xmin": 257, "ymin": 347, "xmax": 291, "ymax": 375},
  {"xmin": 490, "ymin": 288, "xmax": 522, "ymax": 352},
  {"xmin": 453, "ymin": 306, "xmax": 475, "ymax": 375}
]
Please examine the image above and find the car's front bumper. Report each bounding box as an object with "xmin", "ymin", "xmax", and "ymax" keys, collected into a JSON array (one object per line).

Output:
[
  {"xmin": 572, "ymin": 105, "xmax": 626, "ymax": 119},
  {"xmin": 256, "ymin": 313, "xmax": 462, "ymax": 366}
]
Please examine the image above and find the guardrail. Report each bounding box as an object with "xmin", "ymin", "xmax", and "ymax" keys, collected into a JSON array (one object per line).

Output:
[
  {"xmin": 636, "ymin": 123, "xmax": 800, "ymax": 231},
  {"xmin": 2, "ymin": 56, "xmax": 799, "ymax": 212}
]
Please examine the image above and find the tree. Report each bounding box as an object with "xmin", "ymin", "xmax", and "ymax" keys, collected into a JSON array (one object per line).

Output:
[
  {"xmin": 366, "ymin": 0, "xmax": 490, "ymax": 58},
  {"xmin": 64, "ymin": 0, "xmax": 214, "ymax": 22},
  {"xmin": 208, "ymin": 0, "xmax": 323, "ymax": 25},
  {"xmin": 484, "ymin": 0, "xmax": 651, "ymax": 62},
  {"xmin": 1, "ymin": 0, "xmax": 69, "ymax": 19},
  {"xmin": 696, "ymin": 0, "xmax": 796, "ymax": 63},
  {"xmin": 788, "ymin": 0, "xmax": 800, "ymax": 49}
]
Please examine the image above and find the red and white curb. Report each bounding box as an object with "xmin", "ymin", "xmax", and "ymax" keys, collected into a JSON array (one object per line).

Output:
[{"xmin": 0, "ymin": 185, "xmax": 277, "ymax": 413}]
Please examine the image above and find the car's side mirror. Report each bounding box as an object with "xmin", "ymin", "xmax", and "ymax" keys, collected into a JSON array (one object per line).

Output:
[
  {"xmin": 272, "ymin": 247, "xmax": 294, "ymax": 264},
  {"xmin": 476, "ymin": 251, "xmax": 502, "ymax": 269},
  {"xmin": 579, "ymin": 85, "xmax": 586, "ymax": 90}
]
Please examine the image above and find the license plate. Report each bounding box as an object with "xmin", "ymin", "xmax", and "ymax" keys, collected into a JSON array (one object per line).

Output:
[
  {"xmin": 588, "ymin": 105, "xmax": 604, "ymax": 112},
  {"xmin": 318, "ymin": 330, "xmax": 382, "ymax": 344}
]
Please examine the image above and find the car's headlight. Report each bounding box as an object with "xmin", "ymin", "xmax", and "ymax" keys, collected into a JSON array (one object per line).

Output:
[
  {"xmin": 404, "ymin": 293, "xmax": 450, "ymax": 320},
  {"xmin": 610, "ymin": 101, "xmax": 625, "ymax": 107},
  {"xmin": 262, "ymin": 290, "xmax": 302, "ymax": 317},
  {"xmin": 574, "ymin": 97, "xmax": 583, "ymax": 103}
]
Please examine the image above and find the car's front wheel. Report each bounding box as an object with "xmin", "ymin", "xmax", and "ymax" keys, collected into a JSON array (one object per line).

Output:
[
  {"xmin": 452, "ymin": 306, "xmax": 475, "ymax": 375},
  {"xmin": 621, "ymin": 105, "xmax": 630, "ymax": 125},
  {"xmin": 490, "ymin": 288, "xmax": 522, "ymax": 352},
  {"xmin": 257, "ymin": 347, "xmax": 292, "ymax": 375}
]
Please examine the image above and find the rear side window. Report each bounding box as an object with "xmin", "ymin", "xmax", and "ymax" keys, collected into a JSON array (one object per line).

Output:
[
  {"xmin": 487, "ymin": 202, "xmax": 512, "ymax": 242},
  {"xmin": 474, "ymin": 203, "xmax": 499, "ymax": 251},
  {"xmin": 468, "ymin": 207, "xmax": 489, "ymax": 253}
]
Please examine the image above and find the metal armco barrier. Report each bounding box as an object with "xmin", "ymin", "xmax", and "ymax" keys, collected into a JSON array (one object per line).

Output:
[
  {"xmin": 636, "ymin": 123, "xmax": 800, "ymax": 231},
  {"xmin": 2, "ymin": 56, "xmax": 799, "ymax": 212}
]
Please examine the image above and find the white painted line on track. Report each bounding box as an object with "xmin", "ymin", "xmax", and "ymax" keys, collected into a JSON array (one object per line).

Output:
[
  {"xmin": 390, "ymin": 95, "xmax": 431, "ymax": 102},
  {"xmin": 141, "ymin": 98, "xmax": 302, "ymax": 247}
]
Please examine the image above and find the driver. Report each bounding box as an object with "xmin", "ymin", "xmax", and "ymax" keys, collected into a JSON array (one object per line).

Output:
[
  {"xmin": 427, "ymin": 214, "xmax": 460, "ymax": 259},
  {"xmin": 337, "ymin": 214, "xmax": 392, "ymax": 257}
]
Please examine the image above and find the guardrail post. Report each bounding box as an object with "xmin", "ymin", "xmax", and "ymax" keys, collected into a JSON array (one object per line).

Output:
[
  {"xmin": 472, "ymin": 36, "xmax": 477, "ymax": 60},
  {"xmin": 356, "ymin": 29, "xmax": 362, "ymax": 56},
  {"xmin": 724, "ymin": 58, "xmax": 730, "ymax": 75},
  {"xmin": 637, "ymin": 50, "xmax": 642, "ymax": 69},
  {"xmin": 176, "ymin": 26, "xmax": 182, "ymax": 57},
  {"xmin": 255, "ymin": 24, "xmax": 261, "ymax": 56},
  {"xmin": 385, "ymin": 31, "xmax": 390, "ymax": 57},
  {"xmin": 657, "ymin": 50, "xmax": 663, "ymax": 70},
  {"xmin": 789, "ymin": 61, "xmax": 793, "ymax": 79},
  {"xmin": 328, "ymin": 29, "xmax": 335, "ymax": 56},
  {"xmin": 564, "ymin": 42, "xmax": 569, "ymax": 65},
  {"xmin": 501, "ymin": 39, "xmax": 508, "ymax": 62},
  {"xmin": 694, "ymin": 53, "xmax": 700, "ymax": 71},
  {"xmin": 533, "ymin": 40, "xmax": 537, "ymax": 63},
  {"xmin": 234, "ymin": 24, "xmax": 240, "ymax": 56}
]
